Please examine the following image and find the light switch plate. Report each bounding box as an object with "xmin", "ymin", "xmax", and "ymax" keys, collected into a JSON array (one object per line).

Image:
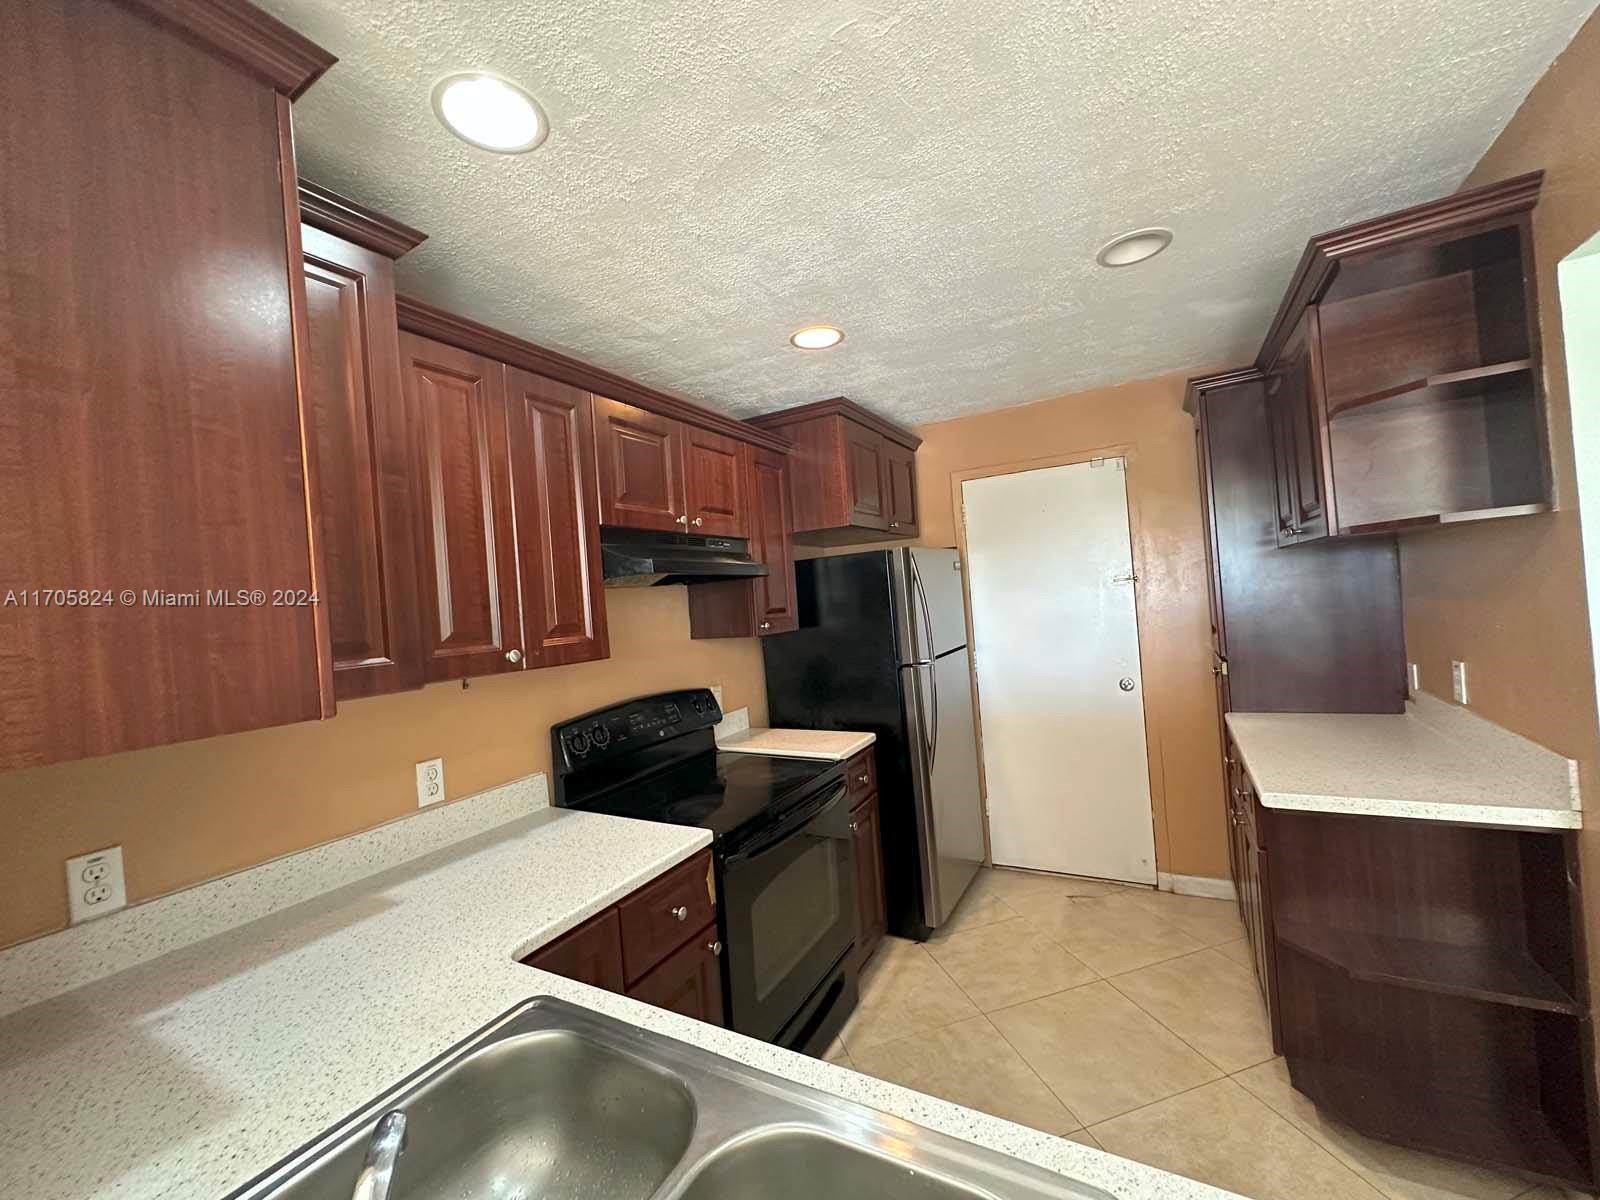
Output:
[
  {"xmin": 1407, "ymin": 662, "xmax": 1421, "ymax": 694},
  {"xmin": 1451, "ymin": 660, "xmax": 1470, "ymax": 705},
  {"xmin": 65, "ymin": 846, "xmax": 127, "ymax": 924},
  {"xmin": 415, "ymin": 757, "xmax": 445, "ymax": 807},
  {"xmin": 710, "ymin": 685, "xmax": 724, "ymax": 709}
]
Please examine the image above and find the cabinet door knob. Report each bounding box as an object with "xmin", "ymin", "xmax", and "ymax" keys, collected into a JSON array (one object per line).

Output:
[
  {"xmin": 759, "ymin": 621, "xmax": 771, "ymax": 630},
  {"xmin": 505, "ymin": 649, "xmax": 523, "ymax": 664},
  {"xmin": 676, "ymin": 514, "xmax": 689, "ymax": 525},
  {"xmin": 707, "ymin": 939, "xmax": 723, "ymax": 956},
  {"xmin": 889, "ymin": 521, "xmax": 900, "ymax": 529},
  {"xmin": 857, "ymin": 773, "xmax": 870, "ymax": 784},
  {"xmin": 692, "ymin": 516, "xmax": 704, "ymax": 527},
  {"xmin": 849, "ymin": 821, "xmax": 859, "ymax": 832},
  {"xmin": 671, "ymin": 905, "xmax": 689, "ymax": 921}
]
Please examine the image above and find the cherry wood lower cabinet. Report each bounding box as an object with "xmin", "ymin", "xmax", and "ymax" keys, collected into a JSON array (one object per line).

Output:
[
  {"xmin": 687, "ymin": 447, "xmax": 798, "ymax": 639},
  {"xmin": 521, "ymin": 850, "xmax": 727, "ymax": 1027},
  {"xmin": 299, "ymin": 188, "xmax": 428, "ymax": 701},
  {"xmin": 0, "ymin": 0, "xmax": 336, "ymax": 770},
  {"xmin": 847, "ymin": 750, "xmax": 888, "ymax": 968}
]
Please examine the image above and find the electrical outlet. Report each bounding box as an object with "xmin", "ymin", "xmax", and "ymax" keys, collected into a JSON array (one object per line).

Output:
[
  {"xmin": 415, "ymin": 757, "xmax": 445, "ymax": 807},
  {"xmin": 65, "ymin": 846, "xmax": 127, "ymax": 925},
  {"xmin": 1451, "ymin": 660, "xmax": 1470, "ymax": 705},
  {"xmin": 1407, "ymin": 663, "xmax": 1421, "ymax": 694},
  {"xmin": 710, "ymin": 685, "xmax": 724, "ymax": 709}
]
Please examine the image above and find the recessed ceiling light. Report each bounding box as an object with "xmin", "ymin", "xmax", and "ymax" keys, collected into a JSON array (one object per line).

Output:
[
  {"xmin": 1096, "ymin": 227, "xmax": 1173, "ymax": 268},
  {"xmin": 431, "ymin": 72, "xmax": 548, "ymax": 154},
  {"xmin": 789, "ymin": 324, "xmax": 845, "ymax": 350}
]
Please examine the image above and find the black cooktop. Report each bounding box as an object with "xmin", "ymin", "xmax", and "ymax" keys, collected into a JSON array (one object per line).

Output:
[{"xmin": 575, "ymin": 750, "xmax": 836, "ymax": 842}]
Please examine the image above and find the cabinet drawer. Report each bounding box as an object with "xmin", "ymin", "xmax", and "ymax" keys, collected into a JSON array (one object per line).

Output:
[
  {"xmin": 846, "ymin": 749, "xmax": 876, "ymax": 807},
  {"xmin": 519, "ymin": 908, "xmax": 626, "ymax": 994},
  {"xmin": 618, "ymin": 850, "xmax": 717, "ymax": 983}
]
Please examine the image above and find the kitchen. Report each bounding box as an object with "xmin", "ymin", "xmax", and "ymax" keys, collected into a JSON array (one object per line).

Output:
[{"xmin": 2, "ymin": 2, "xmax": 1599, "ymax": 1199}]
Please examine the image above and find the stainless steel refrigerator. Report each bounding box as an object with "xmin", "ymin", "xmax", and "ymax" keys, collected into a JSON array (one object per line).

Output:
[{"xmin": 760, "ymin": 547, "xmax": 985, "ymax": 940}]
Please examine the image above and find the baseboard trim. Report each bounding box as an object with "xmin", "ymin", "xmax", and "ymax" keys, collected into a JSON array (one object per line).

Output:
[{"xmin": 1158, "ymin": 872, "xmax": 1237, "ymax": 901}]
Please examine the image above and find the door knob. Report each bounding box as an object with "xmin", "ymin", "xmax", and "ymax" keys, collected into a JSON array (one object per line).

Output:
[
  {"xmin": 1118, "ymin": 677, "xmax": 1136, "ymax": 692},
  {"xmin": 505, "ymin": 649, "xmax": 523, "ymax": 664}
]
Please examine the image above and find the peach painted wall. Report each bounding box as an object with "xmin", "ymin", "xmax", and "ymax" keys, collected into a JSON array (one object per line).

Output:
[
  {"xmin": 0, "ymin": 586, "xmax": 767, "ymax": 949},
  {"xmin": 908, "ymin": 371, "xmax": 1228, "ymax": 882},
  {"xmin": 1398, "ymin": 11, "xmax": 1600, "ymax": 989}
]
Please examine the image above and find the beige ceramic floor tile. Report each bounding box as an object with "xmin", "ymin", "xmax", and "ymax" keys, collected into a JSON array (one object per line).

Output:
[
  {"xmin": 989, "ymin": 981, "xmax": 1222, "ymax": 1124},
  {"xmin": 978, "ymin": 867, "xmax": 1128, "ymax": 911},
  {"xmin": 1216, "ymin": 938, "xmax": 1253, "ymax": 968},
  {"xmin": 930, "ymin": 887, "xmax": 1020, "ymax": 941},
  {"xmin": 1235, "ymin": 1058, "xmax": 1533, "ymax": 1200},
  {"xmin": 926, "ymin": 917, "xmax": 1097, "ymax": 1011},
  {"xmin": 1109, "ymin": 948, "xmax": 1275, "ymax": 1073},
  {"xmin": 1066, "ymin": 1129, "xmax": 1102, "ymax": 1149},
  {"xmin": 851, "ymin": 1015, "xmax": 1081, "ymax": 1136},
  {"xmin": 821, "ymin": 1036, "xmax": 854, "ymax": 1070},
  {"xmin": 1112, "ymin": 890, "xmax": 1245, "ymax": 946},
  {"xmin": 1090, "ymin": 1078, "xmax": 1385, "ymax": 1200},
  {"xmin": 1020, "ymin": 893, "xmax": 1206, "ymax": 976},
  {"xmin": 839, "ymin": 938, "xmax": 978, "ymax": 1053},
  {"xmin": 1511, "ymin": 1189, "xmax": 1594, "ymax": 1199}
]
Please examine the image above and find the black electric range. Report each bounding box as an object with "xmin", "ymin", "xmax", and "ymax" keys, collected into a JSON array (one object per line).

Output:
[{"xmin": 552, "ymin": 689, "xmax": 858, "ymax": 1053}]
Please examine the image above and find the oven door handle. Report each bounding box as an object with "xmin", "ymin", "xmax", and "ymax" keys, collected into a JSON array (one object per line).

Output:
[{"xmin": 724, "ymin": 780, "xmax": 850, "ymax": 864}]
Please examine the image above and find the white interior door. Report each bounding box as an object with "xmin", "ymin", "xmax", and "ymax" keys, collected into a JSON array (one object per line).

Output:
[{"xmin": 962, "ymin": 459, "xmax": 1157, "ymax": 884}]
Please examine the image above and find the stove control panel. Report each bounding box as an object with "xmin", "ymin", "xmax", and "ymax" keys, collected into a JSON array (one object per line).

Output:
[{"xmin": 551, "ymin": 688, "xmax": 723, "ymax": 780}]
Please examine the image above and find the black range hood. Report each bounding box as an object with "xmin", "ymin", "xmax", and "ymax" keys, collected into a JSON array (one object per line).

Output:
[{"xmin": 600, "ymin": 527, "xmax": 769, "ymax": 587}]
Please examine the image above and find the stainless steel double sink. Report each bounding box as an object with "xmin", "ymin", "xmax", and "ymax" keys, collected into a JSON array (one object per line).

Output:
[{"xmin": 229, "ymin": 996, "xmax": 1115, "ymax": 1200}]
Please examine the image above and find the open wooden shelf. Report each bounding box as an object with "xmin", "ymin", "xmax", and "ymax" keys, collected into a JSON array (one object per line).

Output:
[
  {"xmin": 1327, "ymin": 359, "xmax": 1533, "ymax": 418},
  {"xmin": 1276, "ymin": 919, "xmax": 1581, "ymax": 1013},
  {"xmin": 1292, "ymin": 1057, "xmax": 1593, "ymax": 1188},
  {"xmin": 1340, "ymin": 502, "xmax": 1552, "ymax": 536}
]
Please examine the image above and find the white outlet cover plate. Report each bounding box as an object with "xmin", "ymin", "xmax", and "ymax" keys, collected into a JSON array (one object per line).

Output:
[
  {"xmin": 416, "ymin": 758, "xmax": 445, "ymax": 807},
  {"xmin": 65, "ymin": 846, "xmax": 127, "ymax": 925},
  {"xmin": 1451, "ymin": 660, "xmax": 1470, "ymax": 705}
]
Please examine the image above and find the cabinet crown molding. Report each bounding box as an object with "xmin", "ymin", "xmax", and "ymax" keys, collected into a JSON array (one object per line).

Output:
[
  {"xmin": 394, "ymin": 296, "xmax": 793, "ymax": 454},
  {"xmin": 1256, "ymin": 170, "xmax": 1544, "ymax": 372},
  {"xmin": 298, "ymin": 180, "xmax": 427, "ymax": 259},
  {"xmin": 747, "ymin": 396, "xmax": 922, "ymax": 450},
  {"xmin": 115, "ymin": 0, "xmax": 335, "ymax": 98},
  {"xmin": 1183, "ymin": 365, "xmax": 1265, "ymax": 416}
]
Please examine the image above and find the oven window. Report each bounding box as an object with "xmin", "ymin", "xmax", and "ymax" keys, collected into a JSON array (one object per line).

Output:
[{"xmin": 750, "ymin": 838, "xmax": 843, "ymax": 1004}]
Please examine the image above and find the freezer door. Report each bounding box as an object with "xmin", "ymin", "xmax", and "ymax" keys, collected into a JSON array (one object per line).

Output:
[
  {"xmin": 909, "ymin": 547, "xmax": 969, "ymax": 657},
  {"xmin": 902, "ymin": 648, "xmax": 985, "ymax": 928}
]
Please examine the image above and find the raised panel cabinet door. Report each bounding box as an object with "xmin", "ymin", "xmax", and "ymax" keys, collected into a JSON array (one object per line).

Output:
[
  {"xmin": 505, "ymin": 368, "xmax": 610, "ymax": 667},
  {"xmin": 684, "ymin": 426, "xmax": 749, "ymax": 536},
  {"xmin": 520, "ymin": 908, "xmax": 627, "ymax": 994},
  {"xmin": 1270, "ymin": 309, "xmax": 1332, "ymax": 544},
  {"xmin": 750, "ymin": 448, "xmax": 798, "ymax": 633},
  {"xmin": 593, "ymin": 394, "xmax": 685, "ymax": 531},
  {"xmin": 301, "ymin": 225, "xmax": 424, "ymax": 701},
  {"xmin": 841, "ymin": 421, "xmax": 890, "ymax": 529},
  {"xmin": 0, "ymin": 2, "xmax": 333, "ymax": 769},
  {"xmin": 399, "ymin": 333, "xmax": 524, "ymax": 680},
  {"xmin": 851, "ymin": 793, "xmax": 888, "ymax": 962},
  {"xmin": 883, "ymin": 440, "xmax": 919, "ymax": 537},
  {"xmin": 627, "ymin": 923, "xmax": 727, "ymax": 1026}
]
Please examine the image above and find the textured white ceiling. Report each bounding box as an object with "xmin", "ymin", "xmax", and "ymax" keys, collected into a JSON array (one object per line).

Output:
[{"xmin": 262, "ymin": 0, "xmax": 1596, "ymax": 425}]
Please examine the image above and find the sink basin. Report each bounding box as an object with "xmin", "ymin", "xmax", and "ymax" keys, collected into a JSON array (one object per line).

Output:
[
  {"xmin": 673, "ymin": 1128, "xmax": 997, "ymax": 1200},
  {"xmin": 233, "ymin": 998, "xmax": 1114, "ymax": 1200},
  {"xmin": 259, "ymin": 1029, "xmax": 695, "ymax": 1200}
]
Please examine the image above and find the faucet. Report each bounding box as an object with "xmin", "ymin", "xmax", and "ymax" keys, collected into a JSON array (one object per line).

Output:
[{"xmin": 350, "ymin": 1110, "xmax": 407, "ymax": 1200}]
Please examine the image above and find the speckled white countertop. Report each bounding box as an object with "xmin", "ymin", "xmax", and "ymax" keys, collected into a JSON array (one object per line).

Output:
[
  {"xmin": 1226, "ymin": 692, "xmax": 1581, "ymax": 828},
  {"xmin": 718, "ymin": 726, "xmax": 877, "ymax": 761},
  {"xmin": 0, "ymin": 795, "xmax": 1232, "ymax": 1200}
]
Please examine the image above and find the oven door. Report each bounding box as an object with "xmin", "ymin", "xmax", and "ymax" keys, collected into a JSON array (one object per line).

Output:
[{"xmin": 720, "ymin": 777, "xmax": 855, "ymax": 1044}]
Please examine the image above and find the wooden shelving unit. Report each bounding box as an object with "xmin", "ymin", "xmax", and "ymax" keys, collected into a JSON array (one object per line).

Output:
[
  {"xmin": 1326, "ymin": 359, "xmax": 1534, "ymax": 418},
  {"xmin": 1275, "ymin": 918, "xmax": 1581, "ymax": 1014}
]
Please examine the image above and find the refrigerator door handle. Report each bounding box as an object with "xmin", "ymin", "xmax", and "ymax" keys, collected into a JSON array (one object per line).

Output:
[
  {"xmin": 910, "ymin": 554, "xmax": 939, "ymax": 769},
  {"xmin": 902, "ymin": 660, "xmax": 943, "ymax": 924}
]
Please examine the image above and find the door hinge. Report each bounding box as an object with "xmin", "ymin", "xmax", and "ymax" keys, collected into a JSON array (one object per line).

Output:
[{"xmin": 1111, "ymin": 570, "xmax": 1139, "ymax": 584}]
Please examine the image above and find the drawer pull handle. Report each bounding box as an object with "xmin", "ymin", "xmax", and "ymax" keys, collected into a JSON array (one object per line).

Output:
[
  {"xmin": 671, "ymin": 905, "xmax": 689, "ymax": 921},
  {"xmin": 849, "ymin": 820, "xmax": 860, "ymax": 832},
  {"xmin": 707, "ymin": 939, "xmax": 723, "ymax": 956},
  {"xmin": 856, "ymin": 773, "xmax": 870, "ymax": 784},
  {"xmin": 505, "ymin": 648, "xmax": 523, "ymax": 664}
]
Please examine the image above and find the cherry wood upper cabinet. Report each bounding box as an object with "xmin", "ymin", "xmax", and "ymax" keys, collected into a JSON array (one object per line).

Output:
[
  {"xmin": 399, "ymin": 333, "xmax": 524, "ymax": 681},
  {"xmin": 683, "ymin": 426, "xmax": 750, "ymax": 536},
  {"xmin": 748, "ymin": 398, "xmax": 922, "ymax": 546},
  {"xmin": 299, "ymin": 186, "xmax": 428, "ymax": 701},
  {"xmin": 687, "ymin": 447, "xmax": 798, "ymax": 639},
  {"xmin": 593, "ymin": 395, "xmax": 687, "ymax": 531},
  {"xmin": 1266, "ymin": 308, "xmax": 1332, "ymax": 546},
  {"xmin": 0, "ymin": 0, "xmax": 336, "ymax": 770},
  {"xmin": 504, "ymin": 368, "xmax": 609, "ymax": 667},
  {"xmin": 883, "ymin": 439, "xmax": 920, "ymax": 538}
]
